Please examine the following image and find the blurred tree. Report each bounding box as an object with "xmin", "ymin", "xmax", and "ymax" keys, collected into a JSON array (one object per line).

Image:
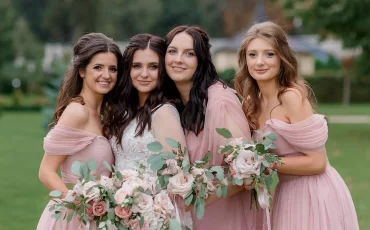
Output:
[
  {"xmin": 12, "ymin": 0, "xmax": 48, "ymax": 41},
  {"xmin": 277, "ymin": 0, "xmax": 370, "ymax": 105},
  {"xmin": 0, "ymin": 0, "xmax": 15, "ymax": 72}
]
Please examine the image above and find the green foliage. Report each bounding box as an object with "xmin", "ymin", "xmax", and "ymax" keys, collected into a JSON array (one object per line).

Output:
[{"xmin": 218, "ymin": 68, "xmax": 236, "ymax": 87}]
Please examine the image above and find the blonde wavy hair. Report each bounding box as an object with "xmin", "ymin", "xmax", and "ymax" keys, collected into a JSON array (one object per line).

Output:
[{"xmin": 234, "ymin": 21, "xmax": 314, "ymax": 130}]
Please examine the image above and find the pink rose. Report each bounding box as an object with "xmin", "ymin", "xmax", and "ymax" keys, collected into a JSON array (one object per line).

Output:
[
  {"xmin": 162, "ymin": 159, "xmax": 181, "ymax": 175},
  {"xmin": 114, "ymin": 206, "xmax": 132, "ymax": 219},
  {"xmin": 167, "ymin": 171, "xmax": 194, "ymax": 199},
  {"xmin": 129, "ymin": 219, "xmax": 150, "ymax": 230},
  {"xmin": 92, "ymin": 201, "xmax": 107, "ymax": 216}
]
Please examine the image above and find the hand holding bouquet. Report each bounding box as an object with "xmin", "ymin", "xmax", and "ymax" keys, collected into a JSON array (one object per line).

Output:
[
  {"xmin": 147, "ymin": 138, "xmax": 228, "ymax": 220},
  {"xmin": 216, "ymin": 128, "xmax": 282, "ymax": 209}
]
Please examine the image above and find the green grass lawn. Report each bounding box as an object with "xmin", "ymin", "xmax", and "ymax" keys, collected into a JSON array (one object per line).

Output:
[
  {"xmin": 0, "ymin": 112, "xmax": 369, "ymax": 229},
  {"xmin": 317, "ymin": 103, "xmax": 370, "ymax": 115}
]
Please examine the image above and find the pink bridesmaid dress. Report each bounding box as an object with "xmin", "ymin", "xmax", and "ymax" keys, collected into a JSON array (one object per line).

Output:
[
  {"xmin": 37, "ymin": 125, "xmax": 114, "ymax": 230},
  {"xmin": 186, "ymin": 82, "xmax": 266, "ymax": 230},
  {"xmin": 254, "ymin": 114, "xmax": 359, "ymax": 230}
]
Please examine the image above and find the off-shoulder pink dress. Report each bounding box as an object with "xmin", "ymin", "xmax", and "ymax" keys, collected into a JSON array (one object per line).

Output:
[
  {"xmin": 253, "ymin": 114, "xmax": 359, "ymax": 230},
  {"xmin": 37, "ymin": 126, "xmax": 114, "ymax": 230},
  {"xmin": 186, "ymin": 82, "xmax": 265, "ymax": 230}
]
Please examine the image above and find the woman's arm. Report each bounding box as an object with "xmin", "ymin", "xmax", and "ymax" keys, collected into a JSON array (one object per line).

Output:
[
  {"xmin": 38, "ymin": 103, "xmax": 89, "ymax": 197},
  {"xmin": 275, "ymin": 89, "xmax": 327, "ymax": 175}
]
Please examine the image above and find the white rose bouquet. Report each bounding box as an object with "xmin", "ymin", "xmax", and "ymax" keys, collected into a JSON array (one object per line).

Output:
[
  {"xmin": 147, "ymin": 138, "xmax": 228, "ymax": 220},
  {"xmin": 216, "ymin": 128, "xmax": 282, "ymax": 209},
  {"xmin": 47, "ymin": 160, "xmax": 182, "ymax": 230}
]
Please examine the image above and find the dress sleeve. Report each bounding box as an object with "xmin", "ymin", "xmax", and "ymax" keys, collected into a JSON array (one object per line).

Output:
[
  {"xmin": 266, "ymin": 114, "xmax": 328, "ymax": 154},
  {"xmin": 205, "ymin": 88, "xmax": 252, "ymax": 165},
  {"xmin": 43, "ymin": 125, "xmax": 96, "ymax": 155},
  {"xmin": 152, "ymin": 104, "xmax": 187, "ymax": 151}
]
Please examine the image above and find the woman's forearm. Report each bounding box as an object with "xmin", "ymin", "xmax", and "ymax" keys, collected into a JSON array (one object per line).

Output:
[{"xmin": 275, "ymin": 154, "xmax": 327, "ymax": 176}]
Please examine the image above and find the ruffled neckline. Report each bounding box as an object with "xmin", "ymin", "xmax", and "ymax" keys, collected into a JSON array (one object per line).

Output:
[
  {"xmin": 259, "ymin": 114, "xmax": 326, "ymax": 131},
  {"xmin": 55, "ymin": 125, "xmax": 107, "ymax": 140}
]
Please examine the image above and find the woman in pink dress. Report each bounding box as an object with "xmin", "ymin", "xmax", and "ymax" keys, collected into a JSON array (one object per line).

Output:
[
  {"xmin": 37, "ymin": 33, "xmax": 122, "ymax": 230},
  {"xmin": 164, "ymin": 25, "xmax": 265, "ymax": 230},
  {"xmin": 234, "ymin": 21, "xmax": 359, "ymax": 230}
]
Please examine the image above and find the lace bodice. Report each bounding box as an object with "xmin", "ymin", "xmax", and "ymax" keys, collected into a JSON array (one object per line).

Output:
[{"xmin": 110, "ymin": 104, "xmax": 186, "ymax": 172}]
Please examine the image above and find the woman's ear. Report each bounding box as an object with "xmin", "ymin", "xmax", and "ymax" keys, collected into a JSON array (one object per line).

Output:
[{"xmin": 79, "ymin": 69, "xmax": 85, "ymax": 78}]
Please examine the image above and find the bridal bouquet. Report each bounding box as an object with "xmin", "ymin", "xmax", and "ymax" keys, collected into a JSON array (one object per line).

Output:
[
  {"xmin": 48, "ymin": 160, "xmax": 181, "ymax": 230},
  {"xmin": 216, "ymin": 128, "xmax": 282, "ymax": 209},
  {"xmin": 147, "ymin": 138, "xmax": 228, "ymax": 220}
]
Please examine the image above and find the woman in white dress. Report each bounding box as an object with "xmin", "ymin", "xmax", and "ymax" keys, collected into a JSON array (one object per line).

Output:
[
  {"xmin": 105, "ymin": 35, "xmax": 191, "ymax": 228},
  {"xmin": 106, "ymin": 33, "xmax": 186, "ymax": 170}
]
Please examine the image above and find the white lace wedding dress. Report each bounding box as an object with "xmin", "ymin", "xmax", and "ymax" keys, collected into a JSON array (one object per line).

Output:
[{"xmin": 110, "ymin": 104, "xmax": 192, "ymax": 229}]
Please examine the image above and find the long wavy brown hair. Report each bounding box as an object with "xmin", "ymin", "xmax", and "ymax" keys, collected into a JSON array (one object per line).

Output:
[
  {"xmin": 52, "ymin": 33, "xmax": 123, "ymax": 135},
  {"xmin": 106, "ymin": 34, "xmax": 181, "ymax": 145},
  {"xmin": 234, "ymin": 21, "xmax": 314, "ymax": 130}
]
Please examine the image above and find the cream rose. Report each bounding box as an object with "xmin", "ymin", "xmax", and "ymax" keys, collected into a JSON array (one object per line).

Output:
[
  {"xmin": 167, "ymin": 171, "xmax": 194, "ymax": 199},
  {"xmin": 190, "ymin": 167, "xmax": 205, "ymax": 177},
  {"xmin": 154, "ymin": 190, "xmax": 175, "ymax": 218},
  {"xmin": 233, "ymin": 149, "xmax": 263, "ymax": 179},
  {"xmin": 114, "ymin": 187, "xmax": 132, "ymax": 205},
  {"xmin": 99, "ymin": 175, "xmax": 114, "ymax": 191},
  {"xmin": 131, "ymin": 192, "xmax": 154, "ymax": 214},
  {"xmin": 82, "ymin": 181, "xmax": 100, "ymax": 202}
]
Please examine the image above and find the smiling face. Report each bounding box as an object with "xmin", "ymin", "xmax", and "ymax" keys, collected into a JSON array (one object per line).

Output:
[
  {"xmin": 79, "ymin": 52, "xmax": 118, "ymax": 95},
  {"xmin": 165, "ymin": 32, "xmax": 198, "ymax": 85},
  {"xmin": 130, "ymin": 48, "xmax": 159, "ymax": 98},
  {"xmin": 246, "ymin": 37, "xmax": 281, "ymax": 83}
]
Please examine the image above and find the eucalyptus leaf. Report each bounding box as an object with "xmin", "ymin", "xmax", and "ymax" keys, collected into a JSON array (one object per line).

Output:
[
  {"xmin": 71, "ymin": 161, "xmax": 82, "ymax": 176},
  {"xmin": 139, "ymin": 216, "xmax": 144, "ymax": 229},
  {"xmin": 210, "ymin": 166, "xmax": 225, "ymax": 181},
  {"xmin": 216, "ymin": 186, "xmax": 223, "ymax": 197},
  {"xmin": 169, "ymin": 219, "xmax": 182, "ymax": 230},
  {"xmin": 49, "ymin": 190, "xmax": 62, "ymax": 198},
  {"xmin": 118, "ymin": 223, "xmax": 129, "ymax": 230},
  {"xmin": 184, "ymin": 193, "xmax": 194, "ymax": 206},
  {"xmin": 221, "ymin": 145, "xmax": 234, "ymax": 154},
  {"xmin": 103, "ymin": 161, "xmax": 112, "ymax": 172},
  {"xmin": 67, "ymin": 210, "xmax": 74, "ymax": 221},
  {"xmin": 150, "ymin": 159, "xmax": 165, "ymax": 171},
  {"xmin": 267, "ymin": 133, "xmax": 277, "ymax": 140},
  {"xmin": 147, "ymin": 141, "xmax": 163, "ymax": 152},
  {"xmin": 222, "ymin": 185, "xmax": 228, "ymax": 197},
  {"xmin": 270, "ymin": 170, "xmax": 279, "ymax": 192},
  {"xmin": 199, "ymin": 184, "xmax": 206, "ymax": 198},
  {"xmin": 216, "ymin": 128, "xmax": 233, "ymax": 138},
  {"xmin": 183, "ymin": 164, "xmax": 191, "ymax": 174},
  {"xmin": 262, "ymin": 160, "xmax": 270, "ymax": 167},
  {"xmin": 160, "ymin": 151, "xmax": 176, "ymax": 159},
  {"xmin": 165, "ymin": 138, "xmax": 179, "ymax": 148},
  {"xmin": 99, "ymin": 222, "xmax": 106, "ymax": 228},
  {"xmin": 205, "ymin": 171, "xmax": 214, "ymax": 180},
  {"xmin": 195, "ymin": 198, "xmax": 205, "ymax": 220},
  {"xmin": 51, "ymin": 211, "xmax": 62, "ymax": 219},
  {"xmin": 234, "ymin": 178, "xmax": 244, "ymax": 186},
  {"xmin": 87, "ymin": 158, "xmax": 97, "ymax": 171},
  {"xmin": 147, "ymin": 154, "xmax": 162, "ymax": 164},
  {"xmin": 242, "ymin": 139, "xmax": 249, "ymax": 145}
]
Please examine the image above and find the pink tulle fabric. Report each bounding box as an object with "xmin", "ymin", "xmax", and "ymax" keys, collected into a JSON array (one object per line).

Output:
[
  {"xmin": 186, "ymin": 82, "xmax": 266, "ymax": 230},
  {"xmin": 37, "ymin": 126, "xmax": 114, "ymax": 230},
  {"xmin": 254, "ymin": 115, "xmax": 359, "ymax": 230}
]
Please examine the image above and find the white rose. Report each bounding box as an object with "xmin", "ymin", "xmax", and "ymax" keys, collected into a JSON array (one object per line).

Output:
[
  {"xmin": 131, "ymin": 192, "xmax": 154, "ymax": 215},
  {"xmin": 154, "ymin": 190, "xmax": 175, "ymax": 219},
  {"xmin": 142, "ymin": 173, "xmax": 158, "ymax": 194},
  {"xmin": 114, "ymin": 186, "xmax": 132, "ymax": 205},
  {"xmin": 162, "ymin": 159, "xmax": 181, "ymax": 175},
  {"xmin": 190, "ymin": 167, "xmax": 205, "ymax": 177},
  {"xmin": 82, "ymin": 181, "xmax": 100, "ymax": 202},
  {"xmin": 122, "ymin": 177, "xmax": 143, "ymax": 190},
  {"xmin": 167, "ymin": 171, "xmax": 194, "ymax": 199},
  {"xmin": 233, "ymin": 149, "xmax": 263, "ymax": 179},
  {"xmin": 99, "ymin": 175, "xmax": 114, "ymax": 191},
  {"xmin": 225, "ymin": 153, "xmax": 235, "ymax": 164},
  {"xmin": 73, "ymin": 183, "xmax": 83, "ymax": 196}
]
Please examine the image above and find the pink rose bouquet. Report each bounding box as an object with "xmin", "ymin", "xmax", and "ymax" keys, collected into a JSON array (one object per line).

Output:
[
  {"xmin": 147, "ymin": 138, "xmax": 228, "ymax": 220},
  {"xmin": 217, "ymin": 128, "xmax": 282, "ymax": 209}
]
